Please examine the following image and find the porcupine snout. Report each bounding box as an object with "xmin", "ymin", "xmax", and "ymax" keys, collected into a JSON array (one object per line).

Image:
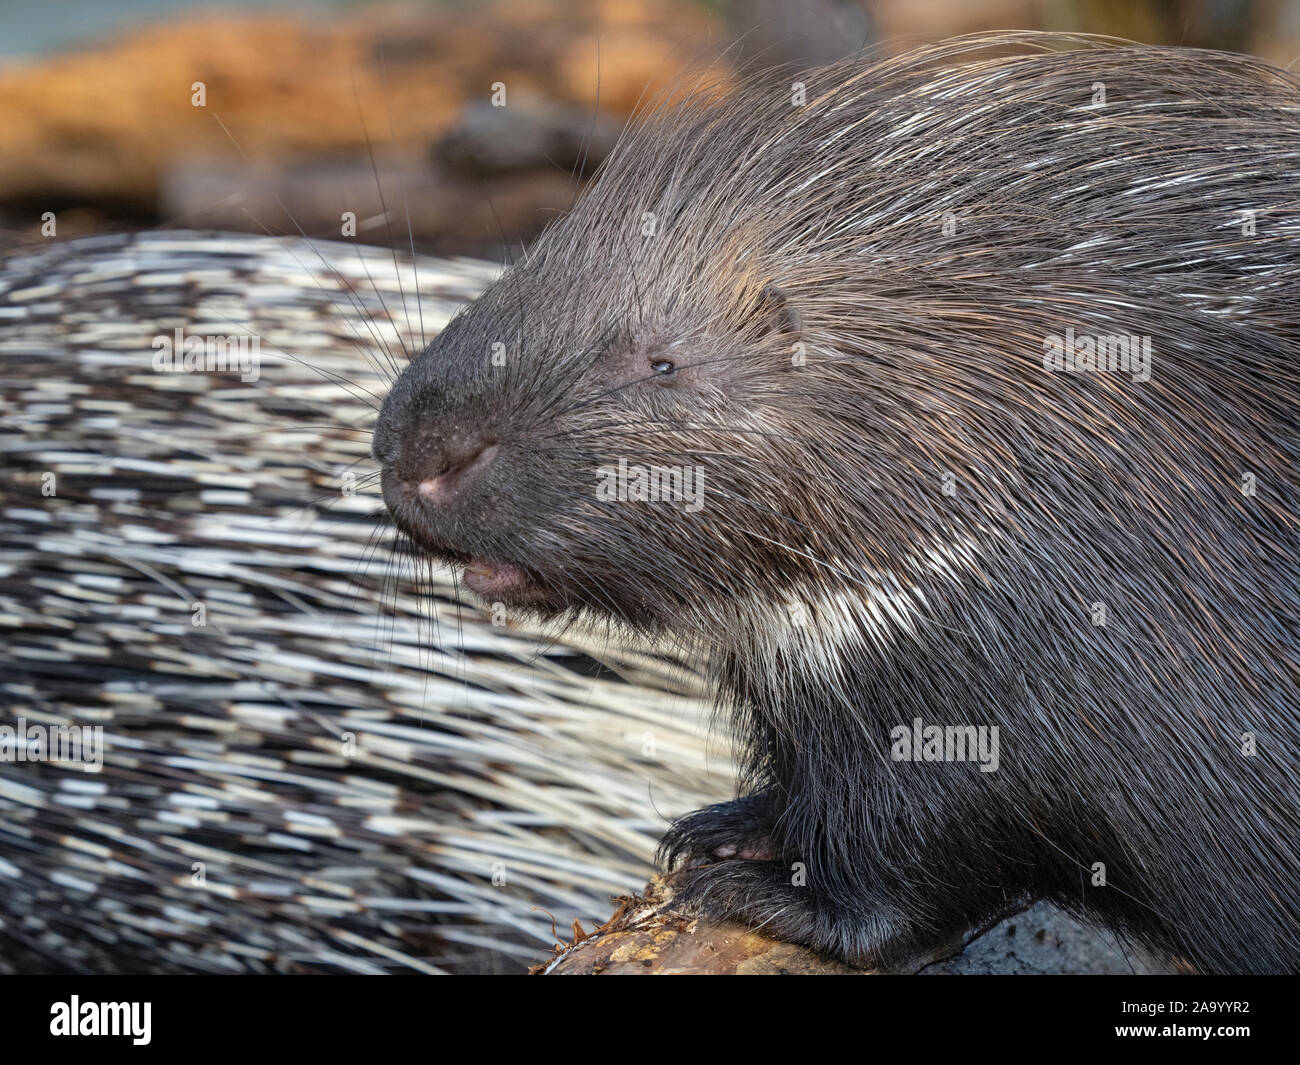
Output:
[
  {"xmin": 373, "ymin": 347, "xmax": 505, "ymax": 540},
  {"xmin": 375, "ymin": 384, "xmax": 498, "ymax": 510},
  {"xmin": 371, "ymin": 326, "xmax": 573, "ymax": 607},
  {"xmin": 389, "ymin": 432, "xmax": 499, "ymax": 509}
]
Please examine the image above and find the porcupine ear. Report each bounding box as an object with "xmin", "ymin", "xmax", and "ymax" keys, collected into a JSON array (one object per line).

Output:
[{"xmin": 755, "ymin": 282, "xmax": 802, "ymax": 339}]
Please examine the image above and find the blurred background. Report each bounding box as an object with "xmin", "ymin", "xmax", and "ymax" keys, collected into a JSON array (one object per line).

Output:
[{"xmin": 0, "ymin": 0, "xmax": 1297, "ymax": 261}]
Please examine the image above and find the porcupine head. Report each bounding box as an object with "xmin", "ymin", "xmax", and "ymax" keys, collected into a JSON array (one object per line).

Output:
[{"xmin": 374, "ymin": 40, "xmax": 1300, "ymax": 973}]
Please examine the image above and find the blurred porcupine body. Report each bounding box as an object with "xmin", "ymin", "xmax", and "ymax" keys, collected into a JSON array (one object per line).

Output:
[
  {"xmin": 0, "ymin": 232, "xmax": 731, "ymax": 973},
  {"xmin": 376, "ymin": 33, "xmax": 1300, "ymax": 974}
]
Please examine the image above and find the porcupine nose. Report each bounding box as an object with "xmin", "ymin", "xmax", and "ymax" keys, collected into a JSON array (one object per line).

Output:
[{"xmin": 412, "ymin": 440, "xmax": 499, "ymax": 506}]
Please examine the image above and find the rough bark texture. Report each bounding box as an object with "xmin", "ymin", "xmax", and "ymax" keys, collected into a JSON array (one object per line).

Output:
[{"xmin": 535, "ymin": 874, "xmax": 1178, "ymax": 975}]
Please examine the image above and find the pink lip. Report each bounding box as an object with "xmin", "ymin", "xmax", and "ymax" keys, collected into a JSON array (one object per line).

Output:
[{"xmin": 462, "ymin": 559, "xmax": 531, "ymax": 598}]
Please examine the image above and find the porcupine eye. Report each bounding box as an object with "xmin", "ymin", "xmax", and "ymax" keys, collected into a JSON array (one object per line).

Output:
[{"xmin": 599, "ymin": 341, "xmax": 690, "ymax": 392}]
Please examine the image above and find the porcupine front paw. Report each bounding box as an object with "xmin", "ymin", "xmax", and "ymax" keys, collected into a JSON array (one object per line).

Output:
[
  {"xmin": 658, "ymin": 793, "xmax": 779, "ymax": 869},
  {"xmin": 658, "ymin": 797, "xmax": 950, "ymax": 968},
  {"xmin": 666, "ymin": 858, "xmax": 929, "ymax": 970}
]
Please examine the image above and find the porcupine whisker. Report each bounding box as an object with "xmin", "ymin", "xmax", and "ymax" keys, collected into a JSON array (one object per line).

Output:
[
  {"xmin": 351, "ymin": 513, "xmax": 397, "ymax": 592},
  {"xmin": 565, "ymin": 23, "xmax": 605, "ymax": 208},
  {"xmin": 384, "ymin": 537, "xmax": 461, "ymax": 705},
  {"xmin": 360, "ymin": 64, "xmax": 502, "ymax": 705},
  {"xmin": 413, "ymin": 551, "xmax": 449, "ymax": 712},
  {"xmin": 211, "ymin": 98, "xmax": 446, "ymax": 687},
  {"xmin": 210, "ymin": 111, "xmax": 406, "ymax": 383},
  {"xmin": 226, "ymin": 205, "xmax": 399, "ymax": 396},
  {"xmin": 342, "ymin": 225, "xmax": 409, "ymax": 379},
  {"xmin": 531, "ymin": 416, "xmax": 818, "ymax": 449},
  {"xmin": 322, "ymin": 512, "xmax": 397, "ymax": 656},
  {"xmin": 319, "ymin": 488, "xmax": 454, "ymax": 689},
  {"xmin": 360, "ymin": 44, "xmax": 431, "ymax": 355},
  {"xmin": 221, "ymin": 424, "xmax": 375, "ymax": 437},
  {"xmin": 239, "ymin": 456, "xmax": 386, "ymax": 536},
  {"xmin": 353, "ymin": 66, "xmax": 416, "ymax": 369},
  {"xmin": 526, "ymin": 437, "xmax": 836, "ymax": 492},
  {"xmin": 486, "ymin": 199, "xmax": 537, "ymax": 406},
  {"xmin": 249, "ymin": 275, "xmax": 395, "ymax": 398},
  {"xmin": 268, "ymin": 485, "xmax": 384, "ymax": 534},
  {"xmin": 227, "ymin": 244, "xmax": 398, "ymax": 395},
  {"xmin": 373, "ymin": 516, "xmax": 405, "ymax": 684},
  {"xmin": 509, "ymin": 321, "xmax": 626, "ymax": 427},
  {"xmin": 165, "ymin": 237, "xmax": 388, "ymax": 407}
]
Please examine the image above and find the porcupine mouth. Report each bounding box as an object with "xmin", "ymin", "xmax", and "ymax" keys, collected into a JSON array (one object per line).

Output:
[
  {"xmin": 412, "ymin": 541, "xmax": 556, "ymax": 608},
  {"xmin": 461, "ymin": 556, "xmax": 535, "ymax": 599},
  {"xmin": 382, "ymin": 481, "xmax": 558, "ymax": 607}
]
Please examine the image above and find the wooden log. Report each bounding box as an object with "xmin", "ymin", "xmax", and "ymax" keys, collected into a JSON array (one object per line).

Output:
[
  {"xmin": 535, "ymin": 873, "xmax": 1179, "ymax": 975},
  {"xmin": 535, "ymin": 874, "xmax": 865, "ymax": 975}
]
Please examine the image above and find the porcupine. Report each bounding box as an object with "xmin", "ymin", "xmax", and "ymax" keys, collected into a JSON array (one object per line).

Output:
[{"xmin": 373, "ymin": 32, "xmax": 1300, "ymax": 974}]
